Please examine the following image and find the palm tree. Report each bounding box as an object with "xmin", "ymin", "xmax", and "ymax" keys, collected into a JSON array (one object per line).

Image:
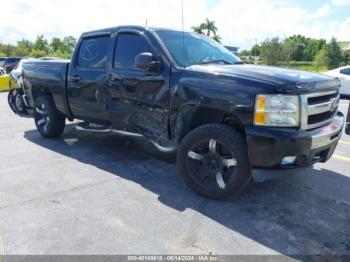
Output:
[
  {"xmin": 192, "ymin": 19, "xmax": 222, "ymax": 43},
  {"xmin": 191, "ymin": 24, "xmax": 206, "ymax": 34},
  {"xmin": 212, "ymin": 35, "xmax": 222, "ymax": 43},
  {"xmin": 203, "ymin": 18, "xmax": 218, "ymax": 37}
]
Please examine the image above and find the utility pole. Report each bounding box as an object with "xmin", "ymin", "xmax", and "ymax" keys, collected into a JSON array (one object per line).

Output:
[{"xmin": 254, "ymin": 38, "xmax": 258, "ymax": 57}]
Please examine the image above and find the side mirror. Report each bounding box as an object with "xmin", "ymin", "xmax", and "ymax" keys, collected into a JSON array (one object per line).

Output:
[{"xmin": 135, "ymin": 52, "xmax": 162, "ymax": 72}]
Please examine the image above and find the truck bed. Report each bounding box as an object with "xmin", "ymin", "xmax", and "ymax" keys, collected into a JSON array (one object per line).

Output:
[{"xmin": 23, "ymin": 59, "xmax": 70, "ymax": 115}]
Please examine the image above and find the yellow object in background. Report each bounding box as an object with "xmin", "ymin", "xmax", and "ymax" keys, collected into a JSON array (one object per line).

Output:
[{"xmin": 0, "ymin": 74, "xmax": 10, "ymax": 91}]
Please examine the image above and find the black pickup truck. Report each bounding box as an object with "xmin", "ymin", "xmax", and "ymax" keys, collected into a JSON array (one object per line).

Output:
[{"xmin": 22, "ymin": 26, "xmax": 345, "ymax": 199}]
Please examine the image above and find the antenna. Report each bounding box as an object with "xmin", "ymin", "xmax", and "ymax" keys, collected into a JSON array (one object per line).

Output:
[
  {"xmin": 145, "ymin": 19, "xmax": 148, "ymax": 27},
  {"xmin": 181, "ymin": 0, "xmax": 184, "ymax": 32},
  {"xmin": 181, "ymin": 0, "xmax": 185, "ymax": 68}
]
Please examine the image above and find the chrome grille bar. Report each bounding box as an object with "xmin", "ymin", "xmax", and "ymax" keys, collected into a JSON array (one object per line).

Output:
[{"xmin": 300, "ymin": 90, "xmax": 339, "ymax": 130}]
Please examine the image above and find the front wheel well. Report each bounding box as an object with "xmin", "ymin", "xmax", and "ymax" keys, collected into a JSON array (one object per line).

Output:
[{"xmin": 177, "ymin": 106, "xmax": 245, "ymax": 142}]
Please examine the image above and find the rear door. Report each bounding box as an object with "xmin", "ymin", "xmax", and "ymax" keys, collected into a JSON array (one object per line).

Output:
[
  {"xmin": 108, "ymin": 31, "xmax": 170, "ymax": 140},
  {"xmin": 67, "ymin": 34, "xmax": 112, "ymax": 123}
]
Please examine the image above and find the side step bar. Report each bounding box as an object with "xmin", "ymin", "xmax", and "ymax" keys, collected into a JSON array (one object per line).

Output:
[
  {"xmin": 76, "ymin": 122, "xmax": 142, "ymax": 137},
  {"xmin": 75, "ymin": 122, "xmax": 176, "ymax": 153}
]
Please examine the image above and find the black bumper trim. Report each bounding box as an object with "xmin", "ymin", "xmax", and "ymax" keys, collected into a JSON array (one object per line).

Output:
[{"xmin": 246, "ymin": 112, "xmax": 344, "ymax": 169}]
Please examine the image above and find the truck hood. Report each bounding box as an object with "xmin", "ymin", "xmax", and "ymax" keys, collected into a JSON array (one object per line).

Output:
[{"xmin": 188, "ymin": 64, "xmax": 340, "ymax": 94}]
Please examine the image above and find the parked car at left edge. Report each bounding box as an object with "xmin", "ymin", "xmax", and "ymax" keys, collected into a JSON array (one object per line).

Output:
[
  {"xmin": 0, "ymin": 57, "xmax": 7, "ymax": 68},
  {"xmin": 8, "ymin": 59, "xmax": 35, "ymax": 115},
  {"xmin": 0, "ymin": 67, "xmax": 10, "ymax": 91}
]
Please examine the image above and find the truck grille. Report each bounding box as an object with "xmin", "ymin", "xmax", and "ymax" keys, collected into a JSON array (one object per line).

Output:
[{"xmin": 301, "ymin": 90, "xmax": 340, "ymax": 130}]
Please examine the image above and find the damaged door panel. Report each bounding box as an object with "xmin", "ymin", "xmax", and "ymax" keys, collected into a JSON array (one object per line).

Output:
[
  {"xmin": 109, "ymin": 31, "xmax": 170, "ymax": 140},
  {"xmin": 67, "ymin": 34, "xmax": 112, "ymax": 123}
]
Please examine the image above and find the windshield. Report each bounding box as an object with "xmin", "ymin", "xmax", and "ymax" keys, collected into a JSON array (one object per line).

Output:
[{"xmin": 155, "ymin": 30, "xmax": 241, "ymax": 67}]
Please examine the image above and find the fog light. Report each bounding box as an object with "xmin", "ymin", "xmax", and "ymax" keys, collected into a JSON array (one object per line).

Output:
[{"xmin": 281, "ymin": 156, "xmax": 297, "ymax": 166}]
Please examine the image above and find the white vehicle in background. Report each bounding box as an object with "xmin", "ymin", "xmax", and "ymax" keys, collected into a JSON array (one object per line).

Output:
[
  {"xmin": 8, "ymin": 59, "xmax": 35, "ymax": 115},
  {"xmin": 324, "ymin": 66, "xmax": 350, "ymax": 97}
]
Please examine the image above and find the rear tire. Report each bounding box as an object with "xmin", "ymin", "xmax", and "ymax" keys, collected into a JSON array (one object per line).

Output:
[
  {"xmin": 14, "ymin": 92, "xmax": 27, "ymax": 114},
  {"xmin": 177, "ymin": 124, "xmax": 251, "ymax": 200},
  {"xmin": 7, "ymin": 90, "xmax": 17, "ymax": 114},
  {"xmin": 34, "ymin": 96, "xmax": 65, "ymax": 138}
]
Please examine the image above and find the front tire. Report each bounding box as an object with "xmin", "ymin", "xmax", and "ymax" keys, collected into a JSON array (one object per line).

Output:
[
  {"xmin": 177, "ymin": 124, "xmax": 251, "ymax": 199},
  {"xmin": 34, "ymin": 96, "xmax": 66, "ymax": 138}
]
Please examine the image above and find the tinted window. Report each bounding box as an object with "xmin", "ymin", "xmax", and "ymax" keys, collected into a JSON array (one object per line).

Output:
[
  {"xmin": 78, "ymin": 36, "xmax": 110, "ymax": 69},
  {"xmin": 114, "ymin": 34, "xmax": 153, "ymax": 68},
  {"xmin": 340, "ymin": 68, "xmax": 350, "ymax": 75}
]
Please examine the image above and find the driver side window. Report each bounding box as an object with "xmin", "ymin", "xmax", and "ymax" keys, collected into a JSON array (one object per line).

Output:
[{"xmin": 114, "ymin": 33, "xmax": 153, "ymax": 69}]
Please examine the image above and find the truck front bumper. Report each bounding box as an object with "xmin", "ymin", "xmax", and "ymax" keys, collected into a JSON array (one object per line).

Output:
[{"xmin": 246, "ymin": 112, "xmax": 344, "ymax": 181}]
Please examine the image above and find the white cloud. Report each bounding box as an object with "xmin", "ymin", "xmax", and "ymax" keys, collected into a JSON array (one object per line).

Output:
[
  {"xmin": 1, "ymin": 0, "xmax": 195, "ymax": 43},
  {"xmin": 307, "ymin": 3, "xmax": 331, "ymax": 19},
  {"xmin": 209, "ymin": 0, "xmax": 343, "ymax": 48},
  {"xmin": 1, "ymin": 0, "xmax": 350, "ymax": 50},
  {"xmin": 331, "ymin": 0, "xmax": 350, "ymax": 6}
]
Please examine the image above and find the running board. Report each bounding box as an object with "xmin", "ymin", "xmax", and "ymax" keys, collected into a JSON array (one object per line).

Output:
[
  {"xmin": 75, "ymin": 122, "xmax": 176, "ymax": 152},
  {"xmin": 75, "ymin": 122, "xmax": 112, "ymax": 133}
]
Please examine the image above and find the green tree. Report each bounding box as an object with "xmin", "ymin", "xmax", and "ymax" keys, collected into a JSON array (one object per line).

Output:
[
  {"xmin": 284, "ymin": 35, "xmax": 306, "ymax": 61},
  {"xmin": 282, "ymin": 41, "xmax": 297, "ymax": 63},
  {"xmin": 62, "ymin": 36, "xmax": 77, "ymax": 53},
  {"xmin": 260, "ymin": 37, "xmax": 284, "ymax": 65},
  {"xmin": 303, "ymin": 38, "xmax": 326, "ymax": 61},
  {"xmin": 282, "ymin": 35, "xmax": 325, "ymax": 61},
  {"xmin": 202, "ymin": 18, "xmax": 218, "ymax": 37},
  {"xmin": 0, "ymin": 35, "xmax": 76, "ymax": 59},
  {"xmin": 239, "ymin": 50, "xmax": 251, "ymax": 56},
  {"xmin": 212, "ymin": 35, "xmax": 222, "ymax": 43},
  {"xmin": 14, "ymin": 39, "xmax": 33, "ymax": 57},
  {"xmin": 31, "ymin": 35, "xmax": 49, "ymax": 56},
  {"xmin": 50, "ymin": 37, "xmax": 63, "ymax": 53},
  {"xmin": 250, "ymin": 44, "xmax": 261, "ymax": 56},
  {"xmin": 191, "ymin": 24, "xmax": 206, "ymax": 34},
  {"xmin": 314, "ymin": 49, "xmax": 328, "ymax": 72},
  {"xmin": 325, "ymin": 37, "xmax": 342, "ymax": 69}
]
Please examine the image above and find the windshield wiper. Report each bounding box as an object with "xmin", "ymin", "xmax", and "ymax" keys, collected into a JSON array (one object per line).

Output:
[{"xmin": 199, "ymin": 59, "xmax": 234, "ymax": 65}]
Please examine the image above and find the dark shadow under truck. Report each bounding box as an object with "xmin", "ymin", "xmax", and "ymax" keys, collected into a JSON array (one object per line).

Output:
[{"xmin": 22, "ymin": 26, "xmax": 344, "ymax": 199}]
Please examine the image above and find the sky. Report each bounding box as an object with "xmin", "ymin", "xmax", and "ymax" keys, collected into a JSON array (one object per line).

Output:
[{"xmin": 1, "ymin": 0, "xmax": 350, "ymax": 50}]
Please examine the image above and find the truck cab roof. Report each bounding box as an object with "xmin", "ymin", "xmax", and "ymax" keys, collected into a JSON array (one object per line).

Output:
[{"xmin": 80, "ymin": 25, "xmax": 186, "ymax": 38}]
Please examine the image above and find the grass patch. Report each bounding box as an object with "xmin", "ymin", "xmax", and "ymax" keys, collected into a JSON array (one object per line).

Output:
[{"xmin": 282, "ymin": 65, "xmax": 328, "ymax": 73}]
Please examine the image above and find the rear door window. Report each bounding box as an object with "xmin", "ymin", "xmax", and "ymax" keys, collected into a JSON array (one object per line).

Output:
[{"xmin": 77, "ymin": 36, "xmax": 110, "ymax": 69}]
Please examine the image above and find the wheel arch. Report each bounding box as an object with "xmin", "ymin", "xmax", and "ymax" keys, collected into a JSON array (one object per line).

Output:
[
  {"xmin": 31, "ymin": 85, "xmax": 53, "ymax": 102},
  {"xmin": 174, "ymin": 105, "xmax": 246, "ymax": 143}
]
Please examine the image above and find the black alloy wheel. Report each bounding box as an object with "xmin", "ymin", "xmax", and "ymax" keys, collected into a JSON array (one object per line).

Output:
[{"xmin": 177, "ymin": 124, "xmax": 251, "ymax": 199}]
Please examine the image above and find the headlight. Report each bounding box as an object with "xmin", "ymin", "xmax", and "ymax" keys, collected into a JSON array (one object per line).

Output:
[{"xmin": 254, "ymin": 94, "xmax": 300, "ymax": 127}]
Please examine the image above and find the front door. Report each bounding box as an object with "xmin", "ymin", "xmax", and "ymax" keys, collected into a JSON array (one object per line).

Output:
[{"xmin": 108, "ymin": 31, "xmax": 170, "ymax": 140}]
